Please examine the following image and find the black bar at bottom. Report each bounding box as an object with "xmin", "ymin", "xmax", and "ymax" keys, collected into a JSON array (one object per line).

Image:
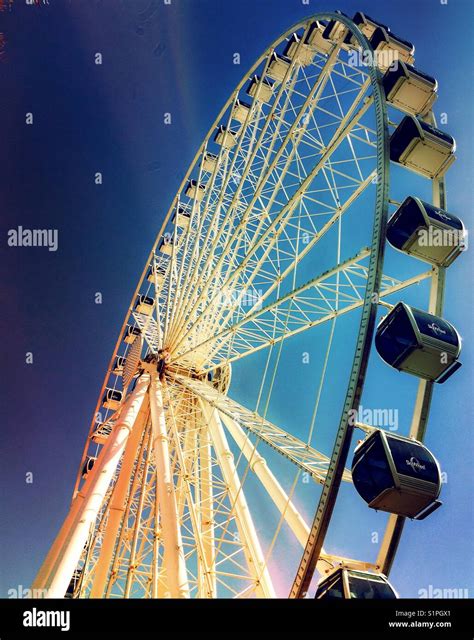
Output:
[{"xmin": 0, "ymin": 598, "xmax": 472, "ymax": 639}]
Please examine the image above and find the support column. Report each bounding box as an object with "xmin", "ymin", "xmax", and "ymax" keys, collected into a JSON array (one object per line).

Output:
[
  {"xmin": 200, "ymin": 400, "xmax": 276, "ymax": 598},
  {"xmin": 149, "ymin": 375, "xmax": 189, "ymax": 598},
  {"xmin": 219, "ymin": 411, "xmax": 335, "ymax": 581},
  {"xmin": 198, "ymin": 417, "xmax": 216, "ymax": 597},
  {"xmin": 89, "ymin": 402, "xmax": 150, "ymax": 598},
  {"xmin": 34, "ymin": 373, "xmax": 150, "ymax": 598},
  {"xmin": 219, "ymin": 411, "xmax": 309, "ymax": 547}
]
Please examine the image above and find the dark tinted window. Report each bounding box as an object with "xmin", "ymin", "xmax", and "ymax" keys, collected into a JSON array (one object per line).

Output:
[
  {"xmin": 387, "ymin": 198, "xmax": 425, "ymax": 247},
  {"xmin": 349, "ymin": 576, "xmax": 396, "ymax": 599},
  {"xmin": 352, "ymin": 435, "xmax": 394, "ymax": 503},
  {"xmin": 376, "ymin": 306, "xmax": 416, "ymax": 366},
  {"xmin": 316, "ymin": 575, "xmax": 344, "ymax": 600}
]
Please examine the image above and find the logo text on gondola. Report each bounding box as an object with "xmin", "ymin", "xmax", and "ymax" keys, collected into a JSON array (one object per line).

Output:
[
  {"xmin": 7, "ymin": 226, "xmax": 58, "ymax": 252},
  {"xmin": 427, "ymin": 323, "xmax": 447, "ymax": 336},
  {"xmin": 406, "ymin": 457, "xmax": 426, "ymax": 472}
]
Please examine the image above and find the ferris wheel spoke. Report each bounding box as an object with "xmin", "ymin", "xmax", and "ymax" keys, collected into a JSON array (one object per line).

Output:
[
  {"xmin": 166, "ymin": 43, "xmax": 313, "ymax": 343},
  {"xmin": 177, "ymin": 256, "xmax": 432, "ymax": 371},
  {"xmin": 167, "ymin": 45, "xmax": 332, "ymax": 330},
  {"xmin": 172, "ymin": 81, "xmax": 370, "ymax": 350},
  {"xmin": 170, "ymin": 79, "xmax": 373, "ymax": 355},
  {"xmin": 171, "ymin": 373, "xmax": 352, "ymax": 484},
  {"xmin": 167, "ymin": 45, "xmax": 346, "ymax": 347}
]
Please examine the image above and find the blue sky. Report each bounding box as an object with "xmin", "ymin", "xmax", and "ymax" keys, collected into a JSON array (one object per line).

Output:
[{"xmin": 1, "ymin": 0, "xmax": 473, "ymax": 598}]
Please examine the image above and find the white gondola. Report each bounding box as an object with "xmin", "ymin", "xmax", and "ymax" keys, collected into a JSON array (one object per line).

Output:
[
  {"xmin": 349, "ymin": 12, "xmax": 390, "ymax": 40},
  {"xmin": 82, "ymin": 456, "xmax": 96, "ymax": 479},
  {"xmin": 246, "ymin": 75, "xmax": 274, "ymax": 103},
  {"xmin": 352, "ymin": 430, "xmax": 443, "ymax": 519},
  {"xmin": 102, "ymin": 388, "xmax": 122, "ymax": 410},
  {"xmin": 159, "ymin": 235, "xmax": 174, "ymax": 255},
  {"xmin": 390, "ymin": 115, "xmax": 456, "ymax": 179},
  {"xmin": 214, "ymin": 125, "xmax": 238, "ymax": 149},
  {"xmin": 135, "ymin": 294, "xmax": 154, "ymax": 316},
  {"xmin": 283, "ymin": 33, "xmax": 315, "ymax": 66},
  {"xmin": 315, "ymin": 568, "xmax": 398, "ymax": 600},
  {"xmin": 375, "ymin": 302, "xmax": 462, "ymax": 383},
  {"xmin": 370, "ymin": 27, "xmax": 415, "ymax": 70},
  {"xmin": 267, "ymin": 52, "xmax": 291, "ymax": 83},
  {"xmin": 386, "ymin": 196, "xmax": 466, "ymax": 267},
  {"xmin": 322, "ymin": 12, "xmax": 349, "ymax": 43},
  {"xmin": 173, "ymin": 206, "xmax": 191, "ymax": 229},
  {"xmin": 113, "ymin": 355, "xmax": 125, "ymax": 375},
  {"xmin": 147, "ymin": 264, "xmax": 166, "ymax": 284},
  {"xmin": 304, "ymin": 21, "xmax": 333, "ymax": 55},
  {"xmin": 202, "ymin": 151, "xmax": 218, "ymax": 173},
  {"xmin": 232, "ymin": 99, "xmax": 252, "ymax": 125},
  {"xmin": 185, "ymin": 179, "xmax": 206, "ymax": 201},
  {"xmin": 383, "ymin": 61, "xmax": 437, "ymax": 117},
  {"xmin": 123, "ymin": 324, "xmax": 141, "ymax": 344}
]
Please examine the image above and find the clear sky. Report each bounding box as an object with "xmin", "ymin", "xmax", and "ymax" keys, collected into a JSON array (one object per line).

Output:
[{"xmin": 1, "ymin": 0, "xmax": 473, "ymax": 598}]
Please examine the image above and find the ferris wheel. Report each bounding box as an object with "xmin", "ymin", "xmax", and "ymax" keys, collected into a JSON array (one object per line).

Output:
[{"xmin": 32, "ymin": 11, "xmax": 466, "ymax": 599}]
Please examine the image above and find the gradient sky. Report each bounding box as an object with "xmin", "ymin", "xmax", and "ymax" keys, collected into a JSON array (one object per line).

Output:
[{"xmin": 1, "ymin": 0, "xmax": 473, "ymax": 598}]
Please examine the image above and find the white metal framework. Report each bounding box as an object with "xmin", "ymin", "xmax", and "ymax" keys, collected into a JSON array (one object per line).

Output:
[{"xmin": 32, "ymin": 12, "xmax": 456, "ymax": 598}]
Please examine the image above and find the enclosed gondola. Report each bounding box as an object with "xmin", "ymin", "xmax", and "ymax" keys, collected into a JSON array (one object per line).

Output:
[
  {"xmin": 283, "ymin": 33, "xmax": 314, "ymax": 66},
  {"xmin": 383, "ymin": 61, "xmax": 437, "ymax": 117},
  {"xmin": 267, "ymin": 52, "xmax": 291, "ymax": 83},
  {"xmin": 350, "ymin": 12, "xmax": 390, "ymax": 39},
  {"xmin": 123, "ymin": 324, "xmax": 141, "ymax": 344},
  {"xmin": 82, "ymin": 456, "xmax": 96, "ymax": 479},
  {"xmin": 315, "ymin": 567, "xmax": 398, "ymax": 599},
  {"xmin": 102, "ymin": 388, "xmax": 122, "ymax": 410},
  {"xmin": 232, "ymin": 100, "xmax": 252, "ymax": 125},
  {"xmin": 390, "ymin": 115, "xmax": 456, "ymax": 179},
  {"xmin": 173, "ymin": 206, "xmax": 191, "ymax": 229},
  {"xmin": 214, "ymin": 125, "xmax": 238, "ymax": 149},
  {"xmin": 322, "ymin": 11, "xmax": 349, "ymax": 43},
  {"xmin": 246, "ymin": 75, "xmax": 274, "ymax": 103},
  {"xmin": 375, "ymin": 302, "xmax": 462, "ymax": 383},
  {"xmin": 202, "ymin": 151, "xmax": 218, "ymax": 173},
  {"xmin": 147, "ymin": 264, "xmax": 166, "ymax": 284},
  {"xmin": 370, "ymin": 27, "xmax": 415, "ymax": 70},
  {"xmin": 135, "ymin": 295, "xmax": 154, "ymax": 316},
  {"xmin": 159, "ymin": 235, "xmax": 174, "ymax": 255},
  {"xmin": 386, "ymin": 196, "xmax": 466, "ymax": 267},
  {"xmin": 304, "ymin": 21, "xmax": 332, "ymax": 55},
  {"xmin": 352, "ymin": 430, "xmax": 443, "ymax": 519},
  {"xmin": 113, "ymin": 355, "xmax": 125, "ymax": 375},
  {"xmin": 185, "ymin": 179, "xmax": 206, "ymax": 201}
]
